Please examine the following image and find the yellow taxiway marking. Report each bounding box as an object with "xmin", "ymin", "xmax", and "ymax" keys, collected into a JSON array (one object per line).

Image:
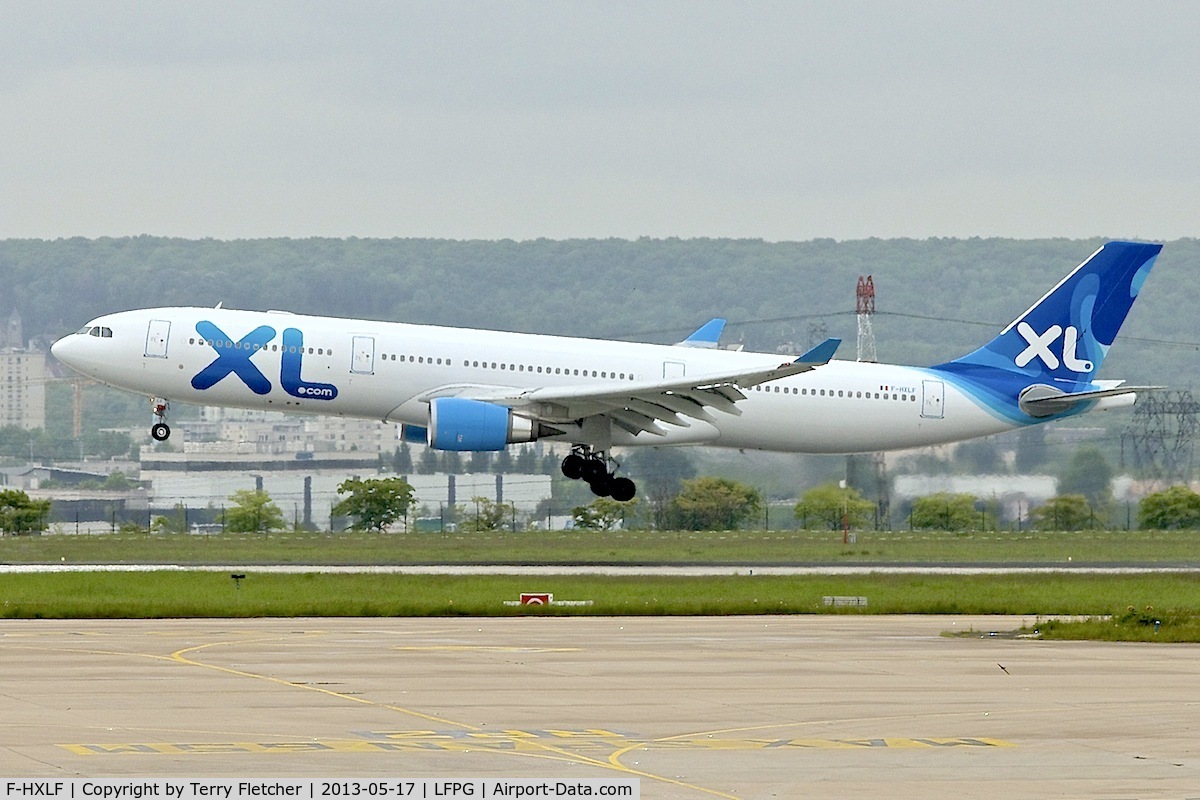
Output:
[
  {"xmin": 170, "ymin": 637, "xmax": 477, "ymax": 731},
  {"xmin": 166, "ymin": 635, "xmax": 735, "ymax": 799},
  {"xmin": 39, "ymin": 630, "xmax": 1017, "ymax": 800}
]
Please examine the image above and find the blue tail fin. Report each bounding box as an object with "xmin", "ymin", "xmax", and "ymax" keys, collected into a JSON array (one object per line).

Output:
[{"xmin": 938, "ymin": 241, "xmax": 1162, "ymax": 386}]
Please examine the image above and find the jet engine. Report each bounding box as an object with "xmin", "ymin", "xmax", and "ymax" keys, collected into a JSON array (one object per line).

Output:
[{"xmin": 424, "ymin": 397, "xmax": 556, "ymax": 451}]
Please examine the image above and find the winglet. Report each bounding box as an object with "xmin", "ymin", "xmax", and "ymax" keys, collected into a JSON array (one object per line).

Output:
[
  {"xmin": 796, "ymin": 337, "xmax": 841, "ymax": 365},
  {"xmin": 677, "ymin": 318, "xmax": 726, "ymax": 348}
]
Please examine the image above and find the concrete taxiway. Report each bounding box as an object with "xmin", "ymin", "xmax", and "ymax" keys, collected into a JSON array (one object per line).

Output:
[{"xmin": 2, "ymin": 616, "xmax": 1199, "ymax": 799}]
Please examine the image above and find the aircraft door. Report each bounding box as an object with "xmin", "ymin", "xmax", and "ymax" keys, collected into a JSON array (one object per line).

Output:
[
  {"xmin": 921, "ymin": 379, "xmax": 945, "ymax": 419},
  {"xmin": 663, "ymin": 361, "xmax": 686, "ymax": 379},
  {"xmin": 144, "ymin": 319, "xmax": 171, "ymax": 358},
  {"xmin": 351, "ymin": 336, "xmax": 376, "ymax": 375}
]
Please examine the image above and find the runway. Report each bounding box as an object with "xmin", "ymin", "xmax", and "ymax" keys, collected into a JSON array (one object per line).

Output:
[
  {"xmin": 5, "ymin": 563, "xmax": 1200, "ymax": 575},
  {"xmin": 3, "ymin": 616, "xmax": 1199, "ymax": 799}
]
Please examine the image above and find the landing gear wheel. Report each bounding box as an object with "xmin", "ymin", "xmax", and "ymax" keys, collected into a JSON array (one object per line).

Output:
[
  {"xmin": 150, "ymin": 398, "xmax": 171, "ymax": 442},
  {"xmin": 561, "ymin": 453, "xmax": 585, "ymax": 480},
  {"xmin": 609, "ymin": 477, "xmax": 636, "ymax": 502},
  {"xmin": 563, "ymin": 444, "xmax": 639, "ymax": 504},
  {"xmin": 581, "ymin": 457, "xmax": 608, "ymax": 483},
  {"xmin": 588, "ymin": 474, "xmax": 612, "ymax": 497}
]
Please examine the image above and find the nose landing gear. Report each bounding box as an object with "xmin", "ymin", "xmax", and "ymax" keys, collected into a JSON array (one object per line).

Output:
[
  {"xmin": 561, "ymin": 445, "xmax": 636, "ymax": 502},
  {"xmin": 150, "ymin": 399, "xmax": 171, "ymax": 441}
]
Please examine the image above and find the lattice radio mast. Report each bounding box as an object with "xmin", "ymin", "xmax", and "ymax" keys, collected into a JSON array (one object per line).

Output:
[
  {"xmin": 849, "ymin": 274, "xmax": 888, "ymax": 525},
  {"xmin": 856, "ymin": 275, "xmax": 877, "ymax": 363}
]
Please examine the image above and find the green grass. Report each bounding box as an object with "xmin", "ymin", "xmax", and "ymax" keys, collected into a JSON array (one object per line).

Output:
[
  {"xmin": 5, "ymin": 527, "xmax": 1200, "ymax": 566},
  {"xmin": 1027, "ymin": 608, "xmax": 1200, "ymax": 643},
  {"xmin": 7, "ymin": 529, "xmax": 1200, "ymax": 639},
  {"xmin": 5, "ymin": 571, "xmax": 1200, "ymax": 623}
]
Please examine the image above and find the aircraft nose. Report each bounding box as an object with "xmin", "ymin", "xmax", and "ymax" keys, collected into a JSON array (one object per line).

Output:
[{"xmin": 51, "ymin": 334, "xmax": 83, "ymax": 369}]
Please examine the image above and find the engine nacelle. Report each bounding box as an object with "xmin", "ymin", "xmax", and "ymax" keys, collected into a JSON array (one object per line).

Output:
[
  {"xmin": 400, "ymin": 424, "xmax": 428, "ymax": 444},
  {"xmin": 427, "ymin": 397, "xmax": 545, "ymax": 451}
]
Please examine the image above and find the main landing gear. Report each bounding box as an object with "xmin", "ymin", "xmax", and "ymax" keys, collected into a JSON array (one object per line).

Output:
[
  {"xmin": 561, "ymin": 445, "xmax": 636, "ymax": 502},
  {"xmin": 150, "ymin": 399, "xmax": 171, "ymax": 441}
]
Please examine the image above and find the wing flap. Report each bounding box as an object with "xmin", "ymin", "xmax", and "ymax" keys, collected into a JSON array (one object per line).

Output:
[
  {"xmin": 610, "ymin": 408, "xmax": 669, "ymax": 436},
  {"xmin": 625, "ymin": 397, "xmax": 692, "ymax": 427}
]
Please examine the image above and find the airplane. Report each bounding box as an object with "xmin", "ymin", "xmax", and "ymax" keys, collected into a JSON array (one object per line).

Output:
[{"xmin": 51, "ymin": 240, "xmax": 1162, "ymax": 503}]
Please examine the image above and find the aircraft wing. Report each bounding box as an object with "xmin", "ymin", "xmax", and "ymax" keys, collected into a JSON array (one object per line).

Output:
[{"xmin": 468, "ymin": 338, "xmax": 841, "ymax": 437}]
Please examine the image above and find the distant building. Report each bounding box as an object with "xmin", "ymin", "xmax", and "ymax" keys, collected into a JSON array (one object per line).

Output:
[
  {"xmin": 0, "ymin": 310, "xmax": 46, "ymax": 430},
  {"xmin": 138, "ymin": 451, "xmax": 552, "ymax": 530},
  {"xmin": 893, "ymin": 474, "xmax": 1057, "ymax": 524},
  {"xmin": 174, "ymin": 406, "xmax": 393, "ymax": 456}
]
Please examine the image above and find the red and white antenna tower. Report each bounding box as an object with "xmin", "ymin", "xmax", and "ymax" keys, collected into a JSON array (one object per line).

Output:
[{"xmin": 856, "ymin": 275, "xmax": 877, "ymax": 363}]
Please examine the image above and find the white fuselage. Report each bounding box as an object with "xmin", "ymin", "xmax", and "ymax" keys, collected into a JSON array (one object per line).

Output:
[{"xmin": 52, "ymin": 306, "xmax": 1017, "ymax": 455}]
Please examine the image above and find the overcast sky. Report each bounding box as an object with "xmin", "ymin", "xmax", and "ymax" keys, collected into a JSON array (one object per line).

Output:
[{"xmin": 3, "ymin": 1, "xmax": 1197, "ymax": 241}]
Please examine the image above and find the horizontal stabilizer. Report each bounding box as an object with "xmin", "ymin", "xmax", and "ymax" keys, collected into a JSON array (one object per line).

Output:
[{"xmin": 1019, "ymin": 384, "xmax": 1162, "ymax": 418}]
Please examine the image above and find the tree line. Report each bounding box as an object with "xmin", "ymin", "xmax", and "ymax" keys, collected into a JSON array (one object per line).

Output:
[
  {"xmin": 4, "ymin": 236, "xmax": 1195, "ymax": 392},
  {"xmin": 8, "ymin": 477, "xmax": 1200, "ymax": 535}
]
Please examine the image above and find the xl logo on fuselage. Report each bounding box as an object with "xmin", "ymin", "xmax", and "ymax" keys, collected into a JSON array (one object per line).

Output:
[
  {"xmin": 1014, "ymin": 322, "xmax": 1093, "ymax": 373},
  {"xmin": 191, "ymin": 321, "xmax": 338, "ymax": 400}
]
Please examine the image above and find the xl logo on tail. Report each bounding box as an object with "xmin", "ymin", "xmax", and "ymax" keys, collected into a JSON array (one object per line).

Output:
[{"xmin": 1015, "ymin": 322, "xmax": 1093, "ymax": 373}]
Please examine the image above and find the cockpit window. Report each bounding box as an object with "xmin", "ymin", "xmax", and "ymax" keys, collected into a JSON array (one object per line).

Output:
[{"xmin": 78, "ymin": 326, "xmax": 113, "ymax": 338}]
